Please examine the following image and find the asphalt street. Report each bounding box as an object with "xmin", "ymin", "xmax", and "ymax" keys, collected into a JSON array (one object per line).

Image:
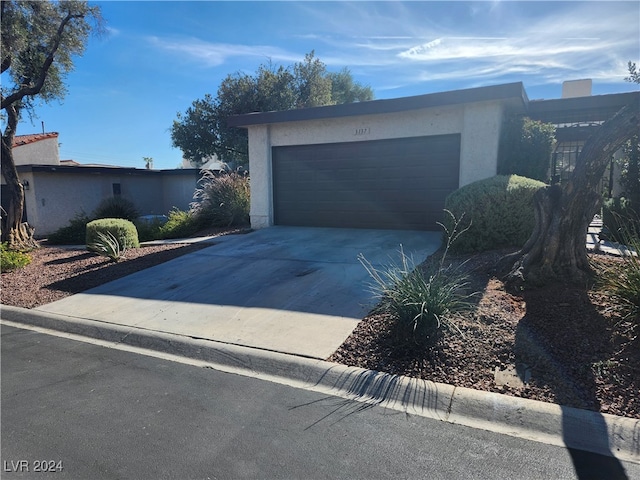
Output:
[{"xmin": 2, "ymin": 324, "xmax": 637, "ymax": 480}]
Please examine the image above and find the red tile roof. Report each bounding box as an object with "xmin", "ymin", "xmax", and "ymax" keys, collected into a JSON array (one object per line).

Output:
[
  {"xmin": 60, "ymin": 159, "xmax": 80, "ymax": 166},
  {"xmin": 12, "ymin": 132, "xmax": 59, "ymax": 147}
]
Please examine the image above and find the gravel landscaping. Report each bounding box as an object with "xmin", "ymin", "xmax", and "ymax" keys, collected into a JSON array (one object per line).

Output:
[
  {"xmin": 2, "ymin": 237, "xmax": 637, "ymax": 419},
  {"xmin": 329, "ymin": 249, "xmax": 639, "ymax": 419}
]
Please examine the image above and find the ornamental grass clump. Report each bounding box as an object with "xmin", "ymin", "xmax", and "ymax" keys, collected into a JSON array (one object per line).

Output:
[
  {"xmin": 359, "ymin": 211, "xmax": 475, "ymax": 345},
  {"xmin": 599, "ymin": 215, "xmax": 640, "ymax": 322},
  {"xmin": 191, "ymin": 170, "xmax": 250, "ymax": 227}
]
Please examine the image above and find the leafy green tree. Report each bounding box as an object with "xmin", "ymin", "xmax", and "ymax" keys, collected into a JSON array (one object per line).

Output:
[
  {"xmin": 171, "ymin": 51, "xmax": 374, "ymax": 168},
  {"xmin": 293, "ymin": 51, "xmax": 333, "ymax": 108},
  {"xmin": 625, "ymin": 61, "xmax": 640, "ymax": 84},
  {"xmin": 329, "ymin": 68, "xmax": 375, "ymax": 104},
  {"xmin": 171, "ymin": 94, "xmax": 221, "ymax": 166},
  {"xmin": 497, "ymin": 115, "xmax": 556, "ymax": 182},
  {"xmin": 1, "ymin": 0, "xmax": 102, "ymax": 247}
]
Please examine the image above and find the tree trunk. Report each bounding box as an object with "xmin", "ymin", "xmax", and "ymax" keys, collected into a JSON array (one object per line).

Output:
[
  {"xmin": 500, "ymin": 101, "xmax": 640, "ymax": 289},
  {"xmin": 1, "ymin": 104, "xmax": 37, "ymax": 249}
]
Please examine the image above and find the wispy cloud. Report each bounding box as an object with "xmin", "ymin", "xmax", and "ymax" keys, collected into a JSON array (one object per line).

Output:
[
  {"xmin": 397, "ymin": 37, "xmax": 605, "ymax": 64},
  {"xmin": 293, "ymin": 1, "xmax": 638, "ymax": 90},
  {"xmin": 147, "ymin": 36, "xmax": 300, "ymax": 67},
  {"xmin": 145, "ymin": 1, "xmax": 638, "ymax": 91},
  {"xmin": 105, "ymin": 26, "xmax": 120, "ymax": 37}
]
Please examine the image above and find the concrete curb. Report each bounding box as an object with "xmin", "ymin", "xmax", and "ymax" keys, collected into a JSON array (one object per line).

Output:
[{"xmin": 2, "ymin": 304, "xmax": 639, "ymax": 464}]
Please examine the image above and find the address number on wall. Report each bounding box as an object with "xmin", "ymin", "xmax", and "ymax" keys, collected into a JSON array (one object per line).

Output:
[{"xmin": 354, "ymin": 127, "xmax": 370, "ymax": 136}]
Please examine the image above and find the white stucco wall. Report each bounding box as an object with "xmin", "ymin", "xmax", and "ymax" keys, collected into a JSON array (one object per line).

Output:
[
  {"xmin": 162, "ymin": 171, "xmax": 200, "ymax": 212},
  {"xmin": 25, "ymin": 171, "xmax": 112, "ymax": 236},
  {"xmin": 247, "ymin": 100, "xmax": 506, "ymax": 229},
  {"xmin": 19, "ymin": 170, "xmax": 200, "ymax": 237},
  {"xmin": 13, "ymin": 137, "xmax": 60, "ymax": 166},
  {"xmin": 248, "ymin": 125, "xmax": 273, "ymax": 229},
  {"xmin": 459, "ymin": 101, "xmax": 504, "ymax": 187}
]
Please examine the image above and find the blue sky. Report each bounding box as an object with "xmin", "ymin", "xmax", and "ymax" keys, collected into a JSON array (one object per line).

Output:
[{"xmin": 12, "ymin": 1, "xmax": 640, "ymax": 170}]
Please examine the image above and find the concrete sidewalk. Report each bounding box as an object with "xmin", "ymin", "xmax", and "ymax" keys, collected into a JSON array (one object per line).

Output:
[{"xmin": 32, "ymin": 226, "xmax": 441, "ymax": 359}]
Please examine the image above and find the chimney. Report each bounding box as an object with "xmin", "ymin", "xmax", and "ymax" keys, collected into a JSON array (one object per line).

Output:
[{"xmin": 562, "ymin": 79, "xmax": 592, "ymax": 98}]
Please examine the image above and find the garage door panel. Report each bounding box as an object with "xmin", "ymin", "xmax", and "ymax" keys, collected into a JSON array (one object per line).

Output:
[{"xmin": 273, "ymin": 135, "xmax": 460, "ymax": 230}]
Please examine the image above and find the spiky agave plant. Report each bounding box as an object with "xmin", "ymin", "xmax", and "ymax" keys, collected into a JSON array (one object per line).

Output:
[{"xmin": 88, "ymin": 231, "xmax": 126, "ymax": 262}]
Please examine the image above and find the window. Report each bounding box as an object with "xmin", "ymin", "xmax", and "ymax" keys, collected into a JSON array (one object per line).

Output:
[
  {"xmin": 551, "ymin": 141, "xmax": 583, "ymax": 184},
  {"xmin": 112, "ymin": 183, "xmax": 121, "ymax": 196},
  {"xmin": 551, "ymin": 140, "xmax": 614, "ymax": 196}
]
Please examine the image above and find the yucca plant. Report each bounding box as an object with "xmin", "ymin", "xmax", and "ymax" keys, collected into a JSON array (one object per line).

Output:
[
  {"xmin": 88, "ymin": 231, "xmax": 126, "ymax": 262},
  {"xmin": 359, "ymin": 211, "xmax": 474, "ymax": 344}
]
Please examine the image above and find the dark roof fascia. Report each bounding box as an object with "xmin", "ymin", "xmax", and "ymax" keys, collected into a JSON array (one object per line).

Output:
[
  {"xmin": 528, "ymin": 91, "xmax": 640, "ymax": 119},
  {"xmin": 227, "ymin": 82, "xmax": 529, "ymax": 128},
  {"xmin": 16, "ymin": 165, "xmax": 204, "ymax": 176}
]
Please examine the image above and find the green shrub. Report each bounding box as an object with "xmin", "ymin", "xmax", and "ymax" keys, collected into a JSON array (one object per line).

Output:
[
  {"xmin": 359, "ymin": 211, "xmax": 474, "ymax": 345},
  {"xmin": 134, "ymin": 216, "xmax": 167, "ymax": 242},
  {"xmin": 88, "ymin": 231, "xmax": 126, "ymax": 262},
  {"xmin": 191, "ymin": 170, "xmax": 250, "ymax": 227},
  {"xmin": 602, "ymin": 197, "xmax": 640, "ymax": 242},
  {"xmin": 86, "ymin": 218, "xmax": 139, "ymax": 250},
  {"xmin": 0, "ymin": 243, "xmax": 31, "ymax": 272},
  {"xmin": 157, "ymin": 209, "xmax": 199, "ymax": 239},
  {"xmin": 47, "ymin": 212, "xmax": 91, "ymax": 245},
  {"xmin": 497, "ymin": 115, "xmax": 556, "ymax": 182},
  {"xmin": 444, "ymin": 175, "xmax": 546, "ymax": 253},
  {"xmin": 93, "ymin": 196, "xmax": 139, "ymax": 222}
]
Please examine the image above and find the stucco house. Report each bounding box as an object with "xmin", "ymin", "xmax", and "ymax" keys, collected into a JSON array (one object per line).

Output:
[
  {"xmin": 2, "ymin": 132, "xmax": 204, "ymax": 237},
  {"xmin": 228, "ymin": 81, "xmax": 638, "ymax": 231}
]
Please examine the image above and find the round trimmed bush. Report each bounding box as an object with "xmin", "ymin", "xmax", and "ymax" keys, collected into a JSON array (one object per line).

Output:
[
  {"xmin": 86, "ymin": 218, "xmax": 140, "ymax": 249},
  {"xmin": 443, "ymin": 175, "xmax": 546, "ymax": 253}
]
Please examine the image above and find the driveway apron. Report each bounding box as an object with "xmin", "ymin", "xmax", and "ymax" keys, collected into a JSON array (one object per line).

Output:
[{"xmin": 35, "ymin": 227, "xmax": 442, "ymax": 358}]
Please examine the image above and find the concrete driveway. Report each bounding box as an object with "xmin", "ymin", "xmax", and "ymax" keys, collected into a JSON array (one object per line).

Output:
[{"xmin": 36, "ymin": 227, "xmax": 442, "ymax": 358}]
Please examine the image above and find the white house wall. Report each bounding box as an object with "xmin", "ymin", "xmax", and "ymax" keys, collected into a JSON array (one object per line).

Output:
[
  {"xmin": 248, "ymin": 125, "xmax": 273, "ymax": 229},
  {"xmin": 460, "ymin": 101, "xmax": 503, "ymax": 187},
  {"xmin": 13, "ymin": 137, "xmax": 60, "ymax": 166},
  {"xmin": 161, "ymin": 172, "xmax": 200, "ymax": 213},
  {"xmin": 247, "ymin": 100, "xmax": 505, "ymax": 229},
  {"xmin": 21, "ymin": 171, "xmax": 200, "ymax": 237},
  {"xmin": 26, "ymin": 171, "xmax": 110, "ymax": 236}
]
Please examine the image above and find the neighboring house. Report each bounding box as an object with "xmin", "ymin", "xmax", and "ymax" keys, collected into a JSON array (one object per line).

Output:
[
  {"xmin": 228, "ymin": 81, "xmax": 639, "ymax": 231},
  {"xmin": 1, "ymin": 132, "xmax": 206, "ymax": 237},
  {"xmin": 180, "ymin": 154, "xmax": 225, "ymax": 170},
  {"xmin": 12, "ymin": 132, "xmax": 61, "ymax": 166}
]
